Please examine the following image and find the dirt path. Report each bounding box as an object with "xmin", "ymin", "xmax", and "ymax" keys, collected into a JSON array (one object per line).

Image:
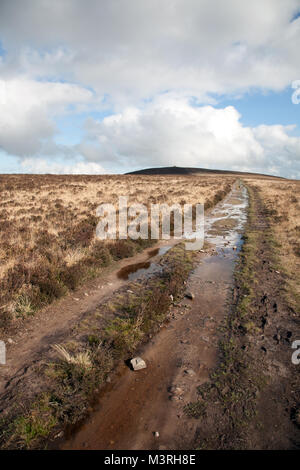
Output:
[
  {"xmin": 0, "ymin": 239, "xmax": 177, "ymax": 395},
  {"xmin": 61, "ymin": 184, "xmax": 248, "ymax": 450}
]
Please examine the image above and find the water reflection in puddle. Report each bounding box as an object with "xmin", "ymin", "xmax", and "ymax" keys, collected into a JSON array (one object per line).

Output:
[
  {"xmin": 117, "ymin": 245, "xmax": 172, "ymax": 280},
  {"xmin": 116, "ymin": 184, "xmax": 248, "ymax": 281},
  {"xmin": 205, "ymin": 185, "xmax": 248, "ymax": 255},
  {"xmin": 117, "ymin": 261, "xmax": 153, "ymax": 280}
]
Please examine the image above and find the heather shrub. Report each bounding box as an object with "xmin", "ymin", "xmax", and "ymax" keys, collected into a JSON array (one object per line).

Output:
[
  {"xmin": 29, "ymin": 264, "xmax": 66, "ymax": 302},
  {"xmin": 89, "ymin": 241, "xmax": 112, "ymax": 266},
  {"xmin": 59, "ymin": 263, "xmax": 84, "ymax": 291},
  {"xmin": 108, "ymin": 240, "xmax": 136, "ymax": 260}
]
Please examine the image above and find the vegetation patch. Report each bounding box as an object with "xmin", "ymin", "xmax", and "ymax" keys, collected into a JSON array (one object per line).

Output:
[
  {"xmin": 0, "ymin": 174, "xmax": 234, "ymax": 332},
  {"xmin": 0, "ymin": 243, "xmax": 195, "ymax": 449}
]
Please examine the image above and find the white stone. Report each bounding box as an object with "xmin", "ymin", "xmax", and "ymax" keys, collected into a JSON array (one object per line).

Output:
[{"xmin": 130, "ymin": 357, "xmax": 147, "ymax": 371}]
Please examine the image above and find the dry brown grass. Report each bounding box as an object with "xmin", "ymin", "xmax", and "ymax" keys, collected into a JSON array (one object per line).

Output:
[
  {"xmin": 0, "ymin": 173, "xmax": 234, "ymax": 327},
  {"xmin": 244, "ymin": 177, "xmax": 300, "ymax": 312}
]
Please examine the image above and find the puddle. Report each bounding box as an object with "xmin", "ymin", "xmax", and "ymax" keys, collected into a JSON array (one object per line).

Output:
[
  {"xmin": 116, "ymin": 184, "xmax": 247, "ymax": 283},
  {"xmin": 204, "ymin": 184, "xmax": 248, "ymax": 255},
  {"xmin": 61, "ymin": 182, "xmax": 249, "ymax": 450},
  {"xmin": 117, "ymin": 261, "xmax": 155, "ymax": 280},
  {"xmin": 158, "ymin": 245, "xmax": 173, "ymax": 256},
  {"xmin": 117, "ymin": 245, "xmax": 172, "ymax": 280}
]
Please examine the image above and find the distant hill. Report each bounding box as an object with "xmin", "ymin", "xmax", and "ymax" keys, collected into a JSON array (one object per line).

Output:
[{"xmin": 126, "ymin": 166, "xmax": 282, "ymax": 178}]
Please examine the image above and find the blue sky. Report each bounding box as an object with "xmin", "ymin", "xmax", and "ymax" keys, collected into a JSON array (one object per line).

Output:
[
  {"xmin": 48, "ymin": 90, "xmax": 300, "ymax": 146},
  {"xmin": 0, "ymin": 42, "xmax": 6, "ymax": 58},
  {"xmin": 0, "ymin": 0, "xmax": 300, "ymax": 178},
  {"xmin": 215, "ymin": 89, "xmax": 300, "ymax": 130}
]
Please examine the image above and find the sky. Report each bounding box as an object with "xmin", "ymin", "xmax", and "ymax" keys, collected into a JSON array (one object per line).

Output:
[{"xmin": 0, "ymin": 0, "xmax": 300, "ymax": 178}]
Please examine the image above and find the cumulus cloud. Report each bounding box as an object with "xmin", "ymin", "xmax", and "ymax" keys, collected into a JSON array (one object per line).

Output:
[
  {"xmin": 0, "ymin": 77, "xmax": 93, "ymax": 156},
  {"xmin": 0, "ymin": 0, "xmax": 299, "ymax": 176},
  {"xmin": 81, "ymin": 96, "xmax": 300, "ymax": 177},
  {"xmin": 1, "ymin": 0, "xmax": 300, "ymax": 102},
  {"xmin": 20, "ymin": 158, "xmax": 106, "ymax": 175}
]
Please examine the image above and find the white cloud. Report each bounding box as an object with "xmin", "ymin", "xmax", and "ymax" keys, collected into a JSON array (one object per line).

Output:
[
  {"xmin": 82, "ymin": 96, "xmax": 300, "ymax": 177},
  {"xmin": 0, "ymin": 1, "xmax": 299, "ymax": 177},
  {"xmin": 20, "ymin": 158, "xmax": 106, "ymax": 175},
  {"xmin": 0, "ymin": 0, "xmax": 300, "ymax": 103},
  {"xmin": 0, "ymin": 77, "xmax": 93, "ymax": 155}
]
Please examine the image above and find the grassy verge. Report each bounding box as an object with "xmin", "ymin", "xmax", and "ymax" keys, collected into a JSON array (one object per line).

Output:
[{"xmin": 0, "ymin": 243, "xmax": 195, "ymax": 449}]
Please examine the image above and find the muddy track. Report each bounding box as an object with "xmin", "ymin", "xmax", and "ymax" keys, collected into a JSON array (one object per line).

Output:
[
  {"xmin": 61, "ymin": 184, "xmax": 248, "ymax": 450},
  {"xmin": 189, "ymin": 185, "xmax": 300, "ymax": 450},
  {"xmin": 0, "ymin": 185, "xmax": 233, "ymax": 400},
  {"xmin": 0, "ymin": 240, "xmax": 179, "ymax": 397}
]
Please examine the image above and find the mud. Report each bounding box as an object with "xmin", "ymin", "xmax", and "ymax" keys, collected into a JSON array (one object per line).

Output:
[{"xmin": 62, "ymin": 183, "xmax": 248, "ymax": 450}]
